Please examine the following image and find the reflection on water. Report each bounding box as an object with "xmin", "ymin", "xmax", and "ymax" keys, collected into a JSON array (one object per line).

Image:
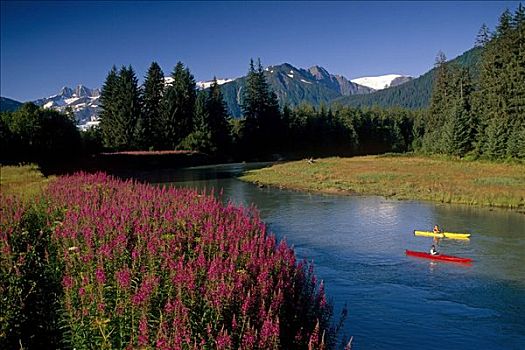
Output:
[{"xmin": 125, "ymin": 163, "xmax": 525, "ymax": 350}]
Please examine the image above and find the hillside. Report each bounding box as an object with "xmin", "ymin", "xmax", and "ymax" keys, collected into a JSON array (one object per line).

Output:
[
  {"xmin": 0, "ymin": 97, "xmax": 23, "ymax": 112},
  {"xmin": 334, "ymin": 47, "xmax": 482, "ymax": 109}
]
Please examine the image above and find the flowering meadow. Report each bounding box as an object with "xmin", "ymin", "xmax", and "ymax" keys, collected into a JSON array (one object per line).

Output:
[{"xmin": 1, "ymin": 173, "xmax": 340, "ymax": 349}]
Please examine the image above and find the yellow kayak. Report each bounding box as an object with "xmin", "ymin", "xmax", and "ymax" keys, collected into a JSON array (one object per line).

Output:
[{"xmin": 414, "ymin": 230, "xmax": 471, "ymax": 240}]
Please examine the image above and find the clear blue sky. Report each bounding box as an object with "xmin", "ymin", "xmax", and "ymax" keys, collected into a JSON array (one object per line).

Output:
[{"xmin": 1, "ymin": 1, "xmax": 521, "ymax": 101}]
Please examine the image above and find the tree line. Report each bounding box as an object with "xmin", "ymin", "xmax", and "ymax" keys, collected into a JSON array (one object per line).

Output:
[
  {"xmin": 1, "ymin": 103, "xmax": 81, "ymax": 162},
  {"xmin": 96, "ymin": 58, "xmax": 418, "ymax": 160},
  {"xmin": 418, "ymin": 4, "xmax": 525, "ymax": 159}
]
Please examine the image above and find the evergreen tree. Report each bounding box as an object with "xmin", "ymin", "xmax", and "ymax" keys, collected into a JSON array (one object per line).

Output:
[
  {"xmin": 241, "ymin": 59, "xmax": 282, "ymax": 156},
  {"xmin": 179, "ymin": 91, "xmax": 213, "ymax": 153},
  {"xmin": 139, "ymin": 62, "xmax": 165, "ymax": 149},
  {"xmin": 496, "ymin": 9, "xmax": 513, "ymax": 36},
  {"xmin": 475, "ymin": 24, "xmax": 491, "ymax": 47},
  {"xmin": 442, "ymin": 66, "xmax": 474, "ymax": 157},
  {"xmin": 99, "ymin": 65, "xmax": 141, "ymax": 150},
  {"xmin": 506, "ymin": 122, "xmax": 525, "ymax": 158},
  {"xmin": 161, "ymin": 62, "xmax": 196, "ymax": 149},
  {"xmin": 422, "ymin": 51, "xmax": 451, "ymax": 153},
  {"xmin": 513, "ymin": 3, "xmax": 525, "ymax": 29},
  {"xmin": 99, "ymin": 66, "xmax": 119, "ymax": 148},
  {"xmin": 194, "ymin": 90, "xmax": 210, "ymax": 133},
  {"xmin": 114, "ymin": 65, "xmax": 141, "ymax": 150},
  {"xmin": 207, "ymin": 77, "xmax": 231, "ymax": 154}
]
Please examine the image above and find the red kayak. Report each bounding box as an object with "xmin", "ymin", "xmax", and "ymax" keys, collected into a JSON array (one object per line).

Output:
[{"xmin": 405, "ymin": 250, "xmax": 472, "ymax": 264}]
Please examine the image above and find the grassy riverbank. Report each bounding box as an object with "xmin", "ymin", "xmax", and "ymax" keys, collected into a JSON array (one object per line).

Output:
[
  {"xmin": 0, "ymin": 164, "xmax": 53, "ymax": 198},
  {"xmin": 240, "ymin": 155, "xmax": 525, "ymax": 212}
]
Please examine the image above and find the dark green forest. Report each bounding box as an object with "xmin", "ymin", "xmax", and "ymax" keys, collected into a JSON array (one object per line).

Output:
[
  {"xmin": 1, "ymin": 5, "xmax": 523, "ymax": 164},
  {"xmin": 418, "ymin": 5, "xmax": 525, "ymax": 159}
]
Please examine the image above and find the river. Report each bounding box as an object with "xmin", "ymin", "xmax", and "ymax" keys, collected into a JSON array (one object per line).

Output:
[{"xmin": 125, "ymin": 162, "xmax": 525, "ymax": 350}]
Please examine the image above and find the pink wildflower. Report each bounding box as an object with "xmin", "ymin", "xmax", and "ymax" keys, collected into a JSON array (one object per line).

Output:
[
  {"xmin": 62, "ymin": 275, "xmax": 74, "ymax": 289},
  {"xmin": 115, "ymin": 268, "xmax": 131, "ymax": 289},
  {"xmin": 95, "ymin": 267, "xmax": 106, "ymax": 284},
  {"xmin": 138, "ymin": 316, "xmax": 149, "ymax": 346}
]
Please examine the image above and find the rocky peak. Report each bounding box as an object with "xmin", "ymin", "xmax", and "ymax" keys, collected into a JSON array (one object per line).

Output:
[
  {"xmin": 59, "ymin": 86, "xmax": 74, "ymax": 98},
  {"xmin": 74, "ymin": 84, "xmax": 92, "ymax": 97},
  {"xmin": 308, "ymin": 65, "xmax": 331, "ymax": 80}
]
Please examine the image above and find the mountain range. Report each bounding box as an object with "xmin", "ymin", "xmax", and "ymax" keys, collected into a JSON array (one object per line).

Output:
[
  {"xmin": 1, "ymin": 47, "xmax": 480, "ymax": 125},
  {"xmin": 219, "ymin": 64, "xmax": 381, "ymax": 117},
  {"xmin": 31, "ymin": 85, "xmax": 102, "ymax": 125}
]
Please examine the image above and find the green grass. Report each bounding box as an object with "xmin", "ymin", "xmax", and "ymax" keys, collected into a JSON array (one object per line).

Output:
[
  {"xmin": 0, "ymin": 164, "xmax": 53, "ymax": 199},
  {"xmin": 240, "ymin": 155, "xmax": 525, "ymax": 212}
]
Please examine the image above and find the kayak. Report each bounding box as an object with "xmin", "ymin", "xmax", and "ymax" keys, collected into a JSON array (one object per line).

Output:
[
  {"xmin": 405, "ymin": 249, "xmax": 472, "ymax": 264},
  {"xmin": 414, "ymin": 230, "xmax": 471, "ymax": 240}
]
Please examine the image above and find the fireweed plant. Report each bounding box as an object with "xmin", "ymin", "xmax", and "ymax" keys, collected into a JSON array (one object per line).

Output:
[{"xmin": 1, "ymin": 173, "xmax": 344, "ymax": 349}]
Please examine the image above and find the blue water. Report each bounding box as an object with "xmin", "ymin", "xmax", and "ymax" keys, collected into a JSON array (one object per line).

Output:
[{"xmin": 129, "ymin": 163, "xmax": 525, "ymax": 350}]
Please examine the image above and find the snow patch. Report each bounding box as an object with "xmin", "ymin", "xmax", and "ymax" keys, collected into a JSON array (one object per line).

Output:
[
  {"xmin": 78, "ymin": 120, "xmax": 100, "ymax": 131},
  {"xmin": 287, "ymin": 74, "xmax": 294, "ymax": 78},
  {"xmin": 350, "ymin": 74, "xmax": 404, "ymax": 90},
  {"xmin": 65, "ymin": 97, "xmax": 80, "ymax": 104},
  {"xmin": 196, "ymin": 78, "xmax": 233, "ymax": 90},
  {"xmin": 300, "ymin": 79, "xmax": 312, "ymax": 84}
]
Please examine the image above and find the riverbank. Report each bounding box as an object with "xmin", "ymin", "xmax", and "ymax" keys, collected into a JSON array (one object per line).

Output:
[{"xmin": 240, "ymin": 155, "xmax": 525, "ymax": 212}]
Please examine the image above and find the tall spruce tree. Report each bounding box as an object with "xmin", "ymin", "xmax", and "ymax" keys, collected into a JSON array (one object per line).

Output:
[
  {"xmin": 442, "ymin": 67, "xmax": 474, "ymax": 156},
  {"xmin": 139, "ymin": 62, "xmax": 165, "ymax": 149},
  {"xmin": 475, "ymin": 24, "xmax": 491, "ymax": 47},
  {"xmin": 161, "ymin": 62, "xmax": 196, "ymax": 149},
  {"xmin": 99, "ymin": 66, "xmax": 119, "ymax": 148},
  {"xmin": 179, "ymin": 91, "xmax": 213, "ymax": 153},
  {"xmin": 422, "ymin": 51, "xmax": 451, "ymax": 153},
  {"xmin": 241, "ymin": 59, "xmax": 282, "ymax": 155},
  {"xmin": 207, "ymin": 77, "xmax": 231, "ymax": 154},
  {"xmin": 114, "ymin": 65, "xmax": 141, "ymax": 150}
]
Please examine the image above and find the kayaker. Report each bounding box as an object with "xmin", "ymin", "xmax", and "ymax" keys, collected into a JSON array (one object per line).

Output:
[
  {"xmin": 430, "ymin": 245, "xmax": 439, "ymax": 255},
  {"xmin": 433, "ymin": 225, "xmax": 441, "ymax": 245}
]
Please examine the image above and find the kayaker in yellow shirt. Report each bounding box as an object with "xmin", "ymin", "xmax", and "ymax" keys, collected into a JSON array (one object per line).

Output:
[{"xmin": 433, "ymin": 225, "xmax": 441, "ymax": 245}]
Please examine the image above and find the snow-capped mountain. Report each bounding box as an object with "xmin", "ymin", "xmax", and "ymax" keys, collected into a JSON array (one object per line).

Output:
[
  {"xmin": 164, "ymin": 77, "xmax": 234, "ymax": 89},
  {"xmin": 34, "ymin": 85, "xmax": 101, "ymax": 126},
  {"xmin": 350, "ymin": 74, "xmax": 412, "ymax": 91}
]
